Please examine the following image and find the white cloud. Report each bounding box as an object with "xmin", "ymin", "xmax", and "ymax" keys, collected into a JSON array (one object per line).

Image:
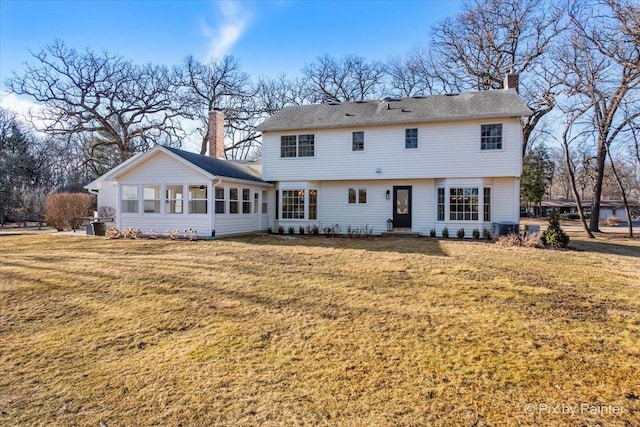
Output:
[
  {"xmin": 202, "ymin": 1, "xmax": 252, "ymax": 60},
  {"xmin": 0, "ymin": 91, "xmax": 42, "ymax": 120}
]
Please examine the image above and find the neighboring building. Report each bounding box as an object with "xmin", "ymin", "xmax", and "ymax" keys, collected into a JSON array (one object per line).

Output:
[
  {"xmin": 85, "ymin": 111, "xmax": 274, "ymax": 237},
  {"xmin": 88, "ymin": 74, "xmax": 532, "ymax": 237},
  {"xmin": 255, "ymin": 74, "xmax": 532, "ymax": 236},
  {"xmin": 540, "ymin": 199, "xmax": 640, "ymax": 220}
]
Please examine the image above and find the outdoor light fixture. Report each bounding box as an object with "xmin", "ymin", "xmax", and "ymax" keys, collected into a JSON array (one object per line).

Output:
[{"xmin": 386, "ymin": 190, "xmax": 391, "ymax": 200}]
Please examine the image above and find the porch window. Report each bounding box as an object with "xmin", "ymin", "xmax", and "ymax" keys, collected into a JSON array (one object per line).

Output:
[
  {"xmin": 165, "ymin": 185, "xmax": 183, "ymax": 214},
  {"xmin": 121, "ymin": 185, "xmax": 138, "ymax": 213},
  {"xmin": 188, "ymin": 185, "xmax": 207, "ymax": 214},
  {"xmin": 143, "ymin": 185, "xmax": 160, "ymax": 213},
  {"xmin": 242, "ymin": 189, "xmax": 251, "ymax": 213},
  {"xmin": 261, "ymin": 191, "xmax": 268, "ymax": 214},
  {"xmin": 253, "ymin": 192, "xmax": 259, "ymax": 214},
  {"xmin": 229, "ymin": 188, "xmax": 239, "ymax": 214},
  {"xmin": 215, "ymin": 187, "xmax": 225, "ymax": 214}
]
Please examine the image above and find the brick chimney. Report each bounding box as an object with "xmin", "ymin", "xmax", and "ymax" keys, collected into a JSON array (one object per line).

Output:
[
  {"xmin": 504, "ymin": 72, "xmax": 519, "ymax": 93},
  {"xmin": 208, "ymin": 109, "xmax": 225, "ymax": 159}
]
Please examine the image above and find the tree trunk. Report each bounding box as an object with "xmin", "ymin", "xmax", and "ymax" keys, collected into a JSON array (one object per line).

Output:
[
  {"xmin": 607, "ymin": 148, "xmax": 633, "ymax": 238},
  {"xmin": 589, "ymin": 138, "xmax": 607, "ymax": 232},
  {"xmin": 563, "ymin": 132, "xmax": 595, "ymax": 238}
]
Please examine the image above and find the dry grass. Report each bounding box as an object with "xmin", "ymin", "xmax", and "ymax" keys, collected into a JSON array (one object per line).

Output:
[{"xmin": 1, "ymin": 232, "xmax": 639, "ymax": 426}]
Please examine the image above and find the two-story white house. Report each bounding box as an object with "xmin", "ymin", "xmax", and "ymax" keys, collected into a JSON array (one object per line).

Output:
[
  {"xmin": 87, "ymin": 74, "xmax": 531, "ymax": 237},
  {"xmin": 255, "ymin": 74, "xmax": 532, "ymax": 236}
]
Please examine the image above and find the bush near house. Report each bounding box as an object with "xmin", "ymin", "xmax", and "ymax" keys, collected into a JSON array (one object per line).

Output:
[
  {"xmin": 542, "ymin": 209, "xmax": 570, "ymax": 248},
  {"xmin": 45, "ymin": 193, "xmax": 95, "ymax": 231}
]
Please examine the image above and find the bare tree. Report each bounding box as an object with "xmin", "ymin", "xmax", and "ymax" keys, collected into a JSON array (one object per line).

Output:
[
  {"xmin": 428, "ymin": 0, "xmax": 565, "ymax": 155},
  {"xmin": 177, "ymin": 55, "xmax": 258, "ymax": 157},
  {"xmin": 5, "ymin": 40, "xmax": 184, "ymax": 164},
  {"xmin": 255, "ymin": 74, "xmax": 307, "ymax": 115},
  {"xmin": 560, "ymin": 0, "xmax": 640, "ymax": 232},
  {"xmin": 302, "ymin": 54, "xmax": 385, "ymax": 103}
]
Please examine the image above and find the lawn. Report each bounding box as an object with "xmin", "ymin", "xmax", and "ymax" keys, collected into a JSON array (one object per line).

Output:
[{"xmin": 1, "ymin": 232, "xmax": 639, "ymax": 426}]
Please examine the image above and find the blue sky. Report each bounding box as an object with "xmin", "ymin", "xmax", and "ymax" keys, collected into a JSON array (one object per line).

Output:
[{"xmin": 0, "ymin": 0, "xmax": 463, "ymax": 112}]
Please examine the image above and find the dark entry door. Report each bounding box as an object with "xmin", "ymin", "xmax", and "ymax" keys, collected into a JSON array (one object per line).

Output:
[{"xmin": 393, "ymin": 186, "xmax": 412, "ymax": 229}]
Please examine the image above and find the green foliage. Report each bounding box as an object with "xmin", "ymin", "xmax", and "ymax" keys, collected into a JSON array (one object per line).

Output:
[
  {"xmin": 429, "ymin": 228, "xmax": 436, "ymax": 237},
  {"xmin": 521, "ymin": 144, "xmax": 554, "ymax": 209},
  {"xmin": 441, "ymin": 227, "xmax": 449, "ymax": 238},
  {"xmin": 472, "ymin": 228, "xmax": 480, "ymax": 239},
  {"xmin": 299, "ymin": 226, "xmax": 305, "ymax": 235},
  {"xmin": 277, "ymin": 226, "xmax": 284, "ymax": 235},
  {"xmin": 457, "ymin": 228, "xmax": 465, "ymax": 239},
  {"xmin": 542, "ymin": 209, "xmax": 570, "ymax": 248},
  {"xmin": 483, "ymin": 229, "xmax": 492, "ymax": 241},
  {"xmin": 288, "ymin": 226, "xmax": 294, "ymax": 235}
]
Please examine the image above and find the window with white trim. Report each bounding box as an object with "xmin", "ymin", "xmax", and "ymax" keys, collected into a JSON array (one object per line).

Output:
[
  {"xmin": 282, "ymin": 190, "xmax": 305, "ymax": 219},
  {"xmin": 261, "ymin": 191, "xmax": 268, "ymax": 214},
  {"xmin": 348, "ymin": 188, "xmax": 367, "ymax": 204},
  {"xmin": 280, "ymin": 134, "xmax": 315, "ymax": 157},
  {"xmin": 483, "ymin": 188, "xmax": 491, "ymax": 222},
  {"xmin": 121, "ymin": 185, "xmax": 138, "ymax": 213},
  {"xmin": 242, "ymin": 189, "xmax": 251, "ymax": 214},
  {"xmin": 405, "ymin": 128, "xmax": 418, "ymax": 149},
  {"xmin": 437, "ymin": 188, "xmax": 445, "ymax": 221},
  {"xmin": 166, "ymin": 185, "xmax": 183, "ymax": 214},
  {"xmin": 450, "ymin": 188, "xmax": 479, "ymax": 221},
  {"xmin": 253, "ymin": 192, "xmax": 259, "ymax": 214},
  {"xmin": 143, "ymin": 185, "xmax": 160, "ymax": 213},
  {"xmin": 229, "ymin": 188, "xmax": 239, "ymax": 214},
  {"xmin": 352, "ymin": 131, "xmax": 364, "ymax": 151},
  {"xmin": 188, "ymin": 185, "xmax": 207, "ymax": 214},
  {"xmin": 481, "ymin": 124, "xmax": 502, "ymax": 150},
  {"xmin": 309, "ymin": 189, "xmax": 317, "ymax": 220},
  {"xmin": 215, "ymin": 187, "xmax": 225, "ymax": 214}
]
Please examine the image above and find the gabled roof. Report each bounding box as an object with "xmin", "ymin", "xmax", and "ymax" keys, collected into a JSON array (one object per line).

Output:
[
  {"xmin": 255, "ymin": 90, "xmax": 533, "ymax": 132},
  {"xmin": 85, "ymin": 145, "xmax": 267, "ymax": 189}
]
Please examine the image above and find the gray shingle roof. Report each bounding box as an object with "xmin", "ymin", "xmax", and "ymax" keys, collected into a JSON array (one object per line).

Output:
[
  {"xmin": 255, "ymin": 91, "xmax": 533, "ymax": 132},
  {"xmin": 165, "ymin": 147, "xmax": 264, "ymax": 183}
]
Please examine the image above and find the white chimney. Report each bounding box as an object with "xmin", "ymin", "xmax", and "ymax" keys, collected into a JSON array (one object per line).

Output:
[
  {"xmin": 504, "ymin": 72, "xmax": 519, "ymax": 93},
  {"xmin": 208, "ymin": 109, "xmax": 225, "ymax": 159}
]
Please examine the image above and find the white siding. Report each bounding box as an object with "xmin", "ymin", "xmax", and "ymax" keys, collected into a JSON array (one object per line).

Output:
[
  {"xmin": 262, "ymin": 118, "xmax": 523, "ymax": 182},
  {"xmin": 274, "ymin": 176, "xmax": 519, "ymax": 236},
  {"xmin": 116, "ymin": 152, "xmax": 212, "ymax": 236},
  {"xmin": 213, "ymin": 181, "xmax": 271, "ymax": 236},
  {"xmin": 96, "ymin": 181, "xmax": 118, "ymax": 213}
]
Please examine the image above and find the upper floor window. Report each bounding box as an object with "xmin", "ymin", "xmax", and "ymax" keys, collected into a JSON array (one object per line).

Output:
[
  {"xmin": 352, "ymin": 131, "xmax": 364, "ymax": 151},
  {"xmin": 481, "ymin": 124, "xmax": 502, "ymax": 150},
  {"xmin": 405, "ymin": 128, "xmax": 418, "ymax": 149},
  {"xmin": 281, "ymin": 134, "xmax": 315, "ymax": 158}
]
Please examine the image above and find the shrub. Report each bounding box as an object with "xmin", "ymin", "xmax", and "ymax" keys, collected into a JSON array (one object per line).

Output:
[
  {"xmin": 441, "ymin": 227, "xmax": 449, "ymax": 238},
  {"xmin": 267, "ymin": 227, "xmax": 273, "ymax": 234},
  {"xmin": 310, "ymin": 225, "xmax": 320, "ymax": 236},
  {"xmin": 457, "ymin": 228, "xmax": 465, "ymax": 239},
  {"xmin": 523, "ymin": 233, "xmax": 544, "ymax": 248},
  {"xmin": 45, "ymin": 193, "xmax": 95, "ymax": 231},
  {"xmin": 163, "ymin": 229, "xmax": 180, "ymax": 240},
  {"xmin": 185, "ymin": 228, "xmax": 198, "ymax": 241},
  {"xmin": 299, "ymin": 226, "xmax": 305, "ymax": 235},
  {"xmin": 277, "ymin": 226, "xmax": 284, "ymax": 235},
  {"xmin": 97, "ymin": 206, "xmax": 116, "ymax": 218},
  {"xmin": 542, "ymin": 209, "xmax": 570, "ymax": 248},
  {"xmin": 483, "ymin": 229, "xmax": 492, "ymax": 241},
  {"xmin": 472, "ymin": 228, "xmax": 480, "ymax": 240},
  {"xmin": 288, "ymin": 226, "xmax": 294, "ymax": 235},
  {"xmin": 105, "ymin": 227, "xmax": 122, "ymax": 239},
  {"xmin": 496, "ymin": 233, "xmax": 522, "ymax": 247},
  {"xmin": 429, "ymin": 228, "xmax": 436, "ymax": 237}
]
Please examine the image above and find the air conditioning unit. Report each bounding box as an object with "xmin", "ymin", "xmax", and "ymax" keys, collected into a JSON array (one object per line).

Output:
[{"xmin": 493, "ymin": 222, "xmax": 519, "ymax": 237}]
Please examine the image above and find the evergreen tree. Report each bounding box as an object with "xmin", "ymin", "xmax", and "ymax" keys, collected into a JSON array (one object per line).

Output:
[{"xmin": 521, "ymin": 144, "xmax": 554, "ymax": 214}]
